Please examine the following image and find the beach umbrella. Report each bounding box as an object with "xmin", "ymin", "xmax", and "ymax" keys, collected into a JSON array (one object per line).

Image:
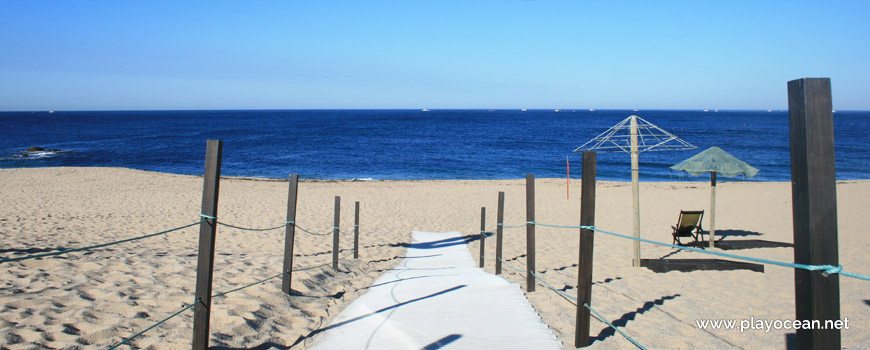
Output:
[
  {"xmin": 574, "ymin": 115, "xmax": 696, "ymax": 267},
  {"xmin": 670, "ymin": 146, "xmax": 759, "ymax": 247}
]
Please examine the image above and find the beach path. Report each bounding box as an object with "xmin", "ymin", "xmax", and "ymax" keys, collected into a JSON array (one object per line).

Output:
[{"xmin": 309, "ymin": 231, "xmax": 562, "ymax": 350}]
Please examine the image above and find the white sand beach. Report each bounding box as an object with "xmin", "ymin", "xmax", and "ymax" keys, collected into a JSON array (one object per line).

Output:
[{"xmin": 1, "ymin": 167, "xmax": 868, "ymax": 349}]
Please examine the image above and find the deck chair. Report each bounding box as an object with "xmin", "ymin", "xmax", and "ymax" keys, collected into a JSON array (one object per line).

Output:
[{"xmin": 672, "ymin": 210, "xmax": 705, "ymax": 248}]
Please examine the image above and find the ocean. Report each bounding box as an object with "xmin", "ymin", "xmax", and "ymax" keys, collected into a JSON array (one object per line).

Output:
[{"xmin": 1, "ymin": 109, "xmax": 868, "ymax": 182}]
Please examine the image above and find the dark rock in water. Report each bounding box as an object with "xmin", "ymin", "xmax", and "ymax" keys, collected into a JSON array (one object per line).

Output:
[
  {"xmin": 13, "ymin": 154, "xmax": 29, "ymax": 158},
  {"xmin": 26, "ymin": 147, "xmax": 45, "ymax": 152},
  {"xmin": 46, "ymin": 149, "xmax": 61, "ymax": 152}
]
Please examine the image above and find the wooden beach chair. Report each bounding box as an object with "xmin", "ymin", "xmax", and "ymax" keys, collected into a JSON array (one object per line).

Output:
[{"xmin": 672, "ymin": 210, "xmax": 705, "ymax": 248}]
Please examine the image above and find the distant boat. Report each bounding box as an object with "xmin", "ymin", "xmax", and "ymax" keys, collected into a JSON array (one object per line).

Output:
[
  {"xmin": 589, "ymin": 109, "xmax": 595, "ymax": 112},
  {"xmin": 421, "ymin": 109, "xmax": 430, "ymax": 112},
  {"xmin": 714, "ymin": 109, "xmax": 718, "ymax": 112},
  {"xmin": 833, "ymin": 109, "xmax": 837, "ymax": 113},
  {"xmin": 48, "ymin": 110, "xmax": 54, "ymax": 114},
  {"xmin": 633, "ymin": 109, "xmax": 638, "ymax": 112},
  {"xmin": 703, "ymin": 109, "xmax": 709, "ymax": 112},
  {"xmin": 521, "ymin": 108, "xmax": 527, "ymax": 112},
  {"xmin": 554, "ymin": 109, "xmax": 560, "ymax": 112},
  {"xmin": 768, "ymin": 109, "xmax": 772, "ymax": 112}
]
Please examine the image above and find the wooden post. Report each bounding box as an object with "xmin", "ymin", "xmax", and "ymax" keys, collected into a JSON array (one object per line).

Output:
[
  {"xmin": 787, "ymin": 77, "xmax": 840, "ymax": 349},
  {"xmin": 354, "ymin": 201, "xmax": 360, "ymax": 259},
  {"xmin": 709, "ymin": 172, "xmax": 717, "ymax": 248},
  {"xmin": 192, "ymin": 139, "xmax": 222, "ymax": 350},
  {"xmin": 525, "ymin": 174, "xmax": 536, "ymax": 292},
  {"xmin": 333, "ymin": 196, "xmax": 341, "ymax": 270},
  {"xmin": 575, "ymin": 151, "xmax": 596, "ymax": 347},
  {"xmin": 479, "ymin": 207, "xmax": 486, "ymax": 268},
  {"xmin": 630, "ymin": 115, "xmax": 641, "ymax": 267},
  {"xmin": 281, "ymin": 174, "xmax": 299, "ymax": 294},
  {"xmin": 495, "ymin": 191, "xmax": 505, "ymax": 275}
]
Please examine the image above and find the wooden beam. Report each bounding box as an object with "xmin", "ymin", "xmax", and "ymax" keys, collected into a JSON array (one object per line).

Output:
[
  {"xmin": 192, "ymin": 139, "xmax": 222, "ymax": 350},
  {"xmin": 575, "ymin": 151, "xmax": 596, "ymax": 347},
  {"xmin": 333, "ymin": 196, "xmax": 340, "ymax": 270},
  {"xmin": 354, "ymin": 201, "xmax": 360, "ymax": 259},
  {"xmin": 787, "ymin": 77, "xmax": 840, "ymax": 349},
  {"xmin": 281, "ymin": 174, "xmax": 299, "ymax": 294},
  {"xmin": 526, "ymin": 174, "xmax": 536, "ymax": 292},
  {"xmin": 479, "ymin": 207, "xmax": 486, "ymax": 268},
  {"xmin": 496, "ymin": 191, "xmax": 505, "ymax": 275},
  {"xmin": 630, "ymin": 115, "xmax": 641, "ymax": 267}
]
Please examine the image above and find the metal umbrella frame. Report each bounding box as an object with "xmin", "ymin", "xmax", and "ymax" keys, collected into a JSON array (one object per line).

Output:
[{"xmin": 670, "ymin": 146, "xmax": 759, "ymax": 247}]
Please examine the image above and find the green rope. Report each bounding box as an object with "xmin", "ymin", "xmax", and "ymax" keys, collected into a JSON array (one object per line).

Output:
[
  {"xmin": 534, "ymin": 222, "xmax": 589, "ymax": 230},
  {"xmin": 528, "ymin": 270, "xmax": 577, "ymax": 304},
  {"xmin": 107, "ymin": 299, "xmax": 199, "ymax": 350},
  {"xmin": 584, "ymin": 303, "xmax": 647, "ymax": 350},
  {"xmin": 586, "ymin": 226, "xmax": 870, "ymax": 281},
  {"xmin": 212, "ymin": 273, "xmax": 282, "ymax": 299},
  {"xmin": 295, "ymin": 251, "xmax": 355, "ymax": 271},
  {"xmin": 497, "ymin": 223, "xmax": 527, "ymax": 229},
  {"xmin": 199, "ymin": 214, "xmax": 216, "ymax": 220},
  {"xmin": 0, "ymin": 221, "xmax": 205, "ymax": 264},
  {"xmin": 217, "ymin": 222, "xmax": 287, "ymax": 232},
  {"xmin": 293, "ymin": 224, "xmax": 333, "ymax": 236}
]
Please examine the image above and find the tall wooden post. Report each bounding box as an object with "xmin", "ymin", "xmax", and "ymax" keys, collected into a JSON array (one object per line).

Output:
[
  {"xmin": 479, "ymin": 207, "xmax": 486, "ymax": 268},
  {"xmin": 192, "ymin": 140, "xmax": 222, "ymax": 350},
  {"xmin": 332, "ymin": 196, "xmax": 341, "ymax": 270},
  {"xmin": 575, "ymin": 152, "xmax": 596, "ymax": 347},
  {"xmin": 630, "ymin": 115, "xmax": 641, "ymax": 267},
  {"xmin": 525, "ymin": 174, "xmax": 536, "ymax": 292},
  {"xmin": 495, "ymin": 191, "xmax": 505, "ymax": 275},
  {"xmin": 282, "ymin": 174, "xmax": 299, "ymax": 294},
  {"xmin": 354, "ymin": 201, "xmax": 360, "ymax": 259},
  {"xmin": 709, "ymin": 172, "xmax": 717, "ymax": 247},
  {"xmin": 787, "ymin": 77, "xmax": 840, "ymax": 349}
]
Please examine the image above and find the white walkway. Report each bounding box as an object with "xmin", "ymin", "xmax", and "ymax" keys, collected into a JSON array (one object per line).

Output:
[{"xmin": 310, "ymin": 231, "xmax": 562, "ymax": 350}]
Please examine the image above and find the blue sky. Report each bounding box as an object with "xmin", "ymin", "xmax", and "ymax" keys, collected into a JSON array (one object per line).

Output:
[{"xmin": 1, "ymin": 1, "xmax": 867, "ymax": 111}]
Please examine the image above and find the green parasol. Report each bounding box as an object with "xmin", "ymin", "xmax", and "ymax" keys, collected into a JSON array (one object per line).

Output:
[{"xmin": 670, "ymin": 146, "xmax": 759, "ymax": 247}]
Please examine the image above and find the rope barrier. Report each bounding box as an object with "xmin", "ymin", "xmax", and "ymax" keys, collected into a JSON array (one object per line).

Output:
[
  {"xmin": 585, "ymin": 226, "xmax": 870, "ymax": 281},
  {"xmin": 107, "ymin": 299, "xmax": 200, "ymax": 350},
  {"xmin": 494, "ymin": 257, "xmax": 645, "ymax": 349},
  {"xmin": 501, "ymin": 220, "xmax": 868, "ymax": 281},
  {"xmin": 295, "ymin": 252, "xmax": 356, "ymax": 271},
  {"xmin": 217, "ymin": 222, "xmax": 287, "ymax": 232},
  {"xmin": 212, "ymin": 273, "xmax": 282, "ymax": 299},
  {"xmin": 497, "ymin": 223, "xmax": 527, "ymax": 229},
  {"xmin": 293, "ymin": 224, "xmax": 333, "ymax": 236},
  {"xmin": 0, "ymin": 221, "xmax": 205, "ymax": 264},
  {"xmin": 584, "ymin": 303, "xmax": 647, "ymax": 350},
  {"xmin": 528, "ymin": 270, "xmax": 577, "ymax": 304}
]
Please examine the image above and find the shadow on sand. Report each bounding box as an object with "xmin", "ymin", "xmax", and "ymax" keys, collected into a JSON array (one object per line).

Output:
[
  {"xmin": 289, "ymin": 285, "xmax": 468, "ymax": 348},
  {"xmin": 590, "ymin": 294, "xmax": 681, "ymax": 344}
]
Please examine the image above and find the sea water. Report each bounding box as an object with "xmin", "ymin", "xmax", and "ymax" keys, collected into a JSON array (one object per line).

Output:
[{"xmin": 1, "ymin": 109, "xmax": 868, "ymax": 181}]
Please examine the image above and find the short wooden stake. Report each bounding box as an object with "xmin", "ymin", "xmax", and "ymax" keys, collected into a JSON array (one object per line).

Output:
[
  {"xmin": 354, "ymin": 201, "xmax": 360, "ymax": 259},
  {"xmin": 281, "ymin": 174, "xmax": 299, "ymax": 294},
  {"xmin": 332, "ymin": 196, "xmax": 341, "ymax": 270},
  {"xmin": 479, "ymin": 207, "xmax": 486, "ymax": 268},
  {"xmin": 576, "ymin": 151, "xmax": 596, "ymax": 347},
  {"xmin": 192, "ymin": 139, "xmax": 222, "ymax": 350},
  {"xmin": 525, "ymin": 174, "xmax": 536, "ymax": 292},
  {"xmin": 495, "ymin": 191, "xmax": 505, "ymax": 275},
  {"xmin": 787, "ymin": 77, "xmax": 840, "ymax": 349}
]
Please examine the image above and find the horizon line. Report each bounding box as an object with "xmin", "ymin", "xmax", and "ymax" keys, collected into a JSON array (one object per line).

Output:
[{"xmin": 1, "ymin": 108, "xmax": 861, "ymax": 113}]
